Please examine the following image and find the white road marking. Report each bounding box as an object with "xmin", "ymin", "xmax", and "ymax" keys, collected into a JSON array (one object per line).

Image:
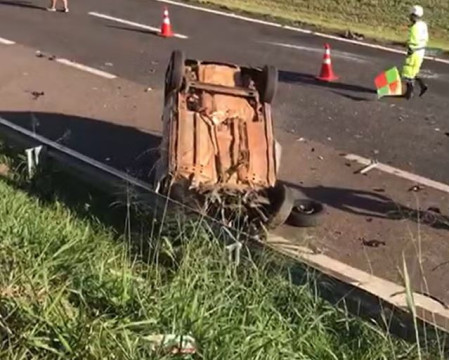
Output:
[
  {"xmin": 88, "ymin": 11, "xmax": 188, "ymax": 39},
  {"xmin": 56, "ymin": 58, "xmax": 117, "ymax": 79},
  {"xmin": 265, "ymin": 41, "xmax": 368, "ymax": 63},
  {"xmin": 267, "ymin": 234, "xmax": 448, "ymax": 331},
  {"xmin": 0, "ymin": 37, "xmax": 15, "ymax": 45},
  {"xmin": 156, "ymin": 0, "xmax": 449, "ymax": 65},
  {"xmin": 345, "ymin": 153, "xmax": 449, "ymax": 193}
]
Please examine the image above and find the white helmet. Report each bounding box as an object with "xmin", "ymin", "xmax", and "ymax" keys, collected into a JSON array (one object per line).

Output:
[{"xmin": 410, "ymin": 5, "xmax": 424, "ymax": 17}]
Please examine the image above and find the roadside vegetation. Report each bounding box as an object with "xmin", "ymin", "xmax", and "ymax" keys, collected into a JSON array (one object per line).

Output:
[
  {"xmin": 185, "ymin": 0, "xmax": 449, "ymax": 51},
  {"xmin": 0, "ymin": 149, "xmax": 447, "ymax": 359}
]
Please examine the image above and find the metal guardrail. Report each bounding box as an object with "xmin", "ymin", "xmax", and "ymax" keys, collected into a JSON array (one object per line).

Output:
[{"xmin": 0, "ymin": 116, "xmax": 447, "ymax": 342}]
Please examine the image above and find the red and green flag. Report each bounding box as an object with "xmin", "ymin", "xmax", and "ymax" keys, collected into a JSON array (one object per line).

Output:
[{"xmin": 374, "ymin": 67, "xmax": 402, "ymax": 98}]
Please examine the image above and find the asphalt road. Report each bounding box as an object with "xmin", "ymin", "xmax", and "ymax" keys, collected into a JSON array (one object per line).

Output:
[{"xmin": 0, "ymin": 0, "xmax": 448, "ymax": 182}]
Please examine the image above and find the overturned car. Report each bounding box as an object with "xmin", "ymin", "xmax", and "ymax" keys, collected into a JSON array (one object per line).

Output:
[{"xmin": 154, "ymin": 50, "xmax": 312, "ymax": 230}]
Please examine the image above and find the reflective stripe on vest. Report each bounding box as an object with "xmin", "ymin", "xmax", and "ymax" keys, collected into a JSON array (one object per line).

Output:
[{"xmin": 408, "ymin": 20, "xmax": 428, "ymax": 51}]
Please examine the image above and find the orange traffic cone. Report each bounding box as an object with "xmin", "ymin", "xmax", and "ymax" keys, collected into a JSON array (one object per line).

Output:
[
  {"xmin": 160, "ymin": 7, "xmax": 173, "ymax": 38},
  {"xmin": 316, "ymin": 43, "xmax": 338, "ymax": 82}
]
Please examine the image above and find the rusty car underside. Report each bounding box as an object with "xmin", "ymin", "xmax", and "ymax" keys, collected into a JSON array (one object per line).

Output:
[
  {"xmin": 170, "ymin": 62, "xmax": 277, "ymax": 194},
  {"xmin": 155, "ymin": 52, "xmax": 288, "ymax": 228}
]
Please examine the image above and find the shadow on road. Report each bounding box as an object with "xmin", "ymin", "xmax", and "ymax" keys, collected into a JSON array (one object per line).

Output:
[
  {"xmin": 0, "ymin": 0, "xmax": 42, "ymax": 10},
  {"xmin": 330, "ymin": 90, "xmax": 373, "ymax": 102},
  {"xmin": 0, "ymin": 111, "xmax": 447, "ymax": 344},
  {"xmin": 285, "ymin": 182, "xmax": 449, "ymax": 230},
  {"xmin": 107, "ymin": 24, "xmax": 160, "ymax": 37},
  {"xmin": 0, "ymin": 111, "xmax": 162, "ymax": 180},
  {"xmin": 279, "ymin": 70, "xmax": 376, "ymax": 95}
]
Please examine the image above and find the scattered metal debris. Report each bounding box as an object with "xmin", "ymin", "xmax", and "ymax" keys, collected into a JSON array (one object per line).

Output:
[
  {"xmin": 427, "ymin": 206, "xmax": 441, "ymax": 214},
  {"xmin": 373, "ymin": 188, "xmax": 385, "ymax": 192},
  {"xmin": 408, "ymin": 185, "xmax": 424, "ymax": 192},
  {"xmin": 144, "ymin": 334, "xmax": 197, "ymax": 355},
  {"xmin": 31, "ymin": 91, "xmax": 45, "ymax": 100},
  {"xmin": 226, "ymin": 242, "xmax": 243, "ymax": 266},
  {"xmin": 25, "ymin": 145, "xmax": 45, "ymax": 178},
  {"xmin": 343, "ymin": 30, "xmax": 365, "ymax": 41},
  {"xmin": 354, "ymin": 160, "xmax": 378, "ymax": 175},
  {"xmin": 361, "ymin": 238, "xmax": 386, "ymax": 248}
]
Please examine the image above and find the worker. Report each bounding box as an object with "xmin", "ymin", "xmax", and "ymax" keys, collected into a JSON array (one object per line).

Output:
[{"xmin": 403, "ymin": 5, "xmax": 429, "ymax": 100}]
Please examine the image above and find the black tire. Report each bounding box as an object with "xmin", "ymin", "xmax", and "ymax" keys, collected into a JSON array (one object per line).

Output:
[
  {"xmin": 168, "ymin": 181, "xmax": 202, "ymax": 211},
  {"xmin": 261, "ymin": 65, "xmax": 278, "ymax": 104},
  {"xmin": 165, "ymin": 50, "xmax": 185, "ymax": 94},
  {"xmin": 266, "ymin": 183, "xmax": 294, "ymax": 229},
  {"xmin": 286, "ymin": 199, "xmax": 325, "ymax": 227}
]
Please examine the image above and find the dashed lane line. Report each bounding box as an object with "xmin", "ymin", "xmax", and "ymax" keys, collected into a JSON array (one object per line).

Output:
[
  {"xmin": 56, "ymin": 58, "xmax": 117, "ymax": 79},
  {"xmin": 345, "ymin": 153, "xmax": 449, "ymax": 193},
  {"xmin": 0, "ymin": 37, "xmax": 15, "ymax": 45},
  {"xmin": 89, "ymin": 11, "xmax": 189, "ymax": 39}
]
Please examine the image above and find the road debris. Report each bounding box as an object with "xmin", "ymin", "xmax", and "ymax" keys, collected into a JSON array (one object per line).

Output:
[
  {"xmin": 226, "ymin": 242, "xmax": 242, "ymax": 266},
  {"xmin": 30, "ymin": 91, "xmax": 45, "ymax": 100},
  {"xmin": 144, "ymin": 334, "xmax": 197, "ymax": 355},
  {"xmin": 427, "ymin": 206, "xmax": 441, "ymax": 214},
  {"xmin": 343, "ymin": 30, "xmax": 365, "ymax": 41},
  {"xmin": 408, "ymin": 185, "xmax": 424, "ymax": 192},
  {"xmin": 361, "ymin": 238, "xmax": 386, "ymax": 248},
  {"xmin": 145, "ymin": 87, "xmax": 153, "ymax": 92},
  {"xmin": 35, "ymin": 50, "xmax": 44, "ymax": 58},
  {"xmin": 354, "ymin": 160, "xmax": 378, "ymax": 175},
  {"xmin": 296, "ymin": 137, "xmax": 306, "ymax": 142}
]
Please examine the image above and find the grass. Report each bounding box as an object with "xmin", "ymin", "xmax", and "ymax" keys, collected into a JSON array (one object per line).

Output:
[
  {"xmin": 0, "ymin": 151, "xmax": 448, "ymax": 359},
  {"xmin": 182, "ymin": 0, "xmax": 449, "ymax": 51}
]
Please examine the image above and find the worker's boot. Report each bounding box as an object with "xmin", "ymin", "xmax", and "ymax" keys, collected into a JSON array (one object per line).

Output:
[
  {"xmin": 404, "ymin": 80, "xmax": 414, "ymax": 100},
  {"xmin": 415, "ymin": 77, "xmax": 428, "ymax": 97}
]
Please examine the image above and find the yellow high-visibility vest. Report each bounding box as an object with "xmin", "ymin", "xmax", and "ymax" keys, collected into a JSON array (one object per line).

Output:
[{"xmin": 408, "ymin": 20, "xmax": 428, "ymax": 54}]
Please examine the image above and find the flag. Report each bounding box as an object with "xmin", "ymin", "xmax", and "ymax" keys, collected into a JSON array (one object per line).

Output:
[{"xmin": 374, "ymin": 67, "xmax": 402, "ymax": 98}]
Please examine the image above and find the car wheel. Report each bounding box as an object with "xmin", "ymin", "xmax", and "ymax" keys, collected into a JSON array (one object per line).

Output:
[
  {"xmin": 266, "ymin": 183, "xmax": 294, "ymax": 229},
  {"xmin": 165, "ymin": 50, "xmax": 185, "ymax": 94},
  {"xmin": 261, "ymin": 65, "xmax": 278, "ymax": 104},
  {"xmin": 286, "ymin": 199, "xmax": 325, "ymax": 227}
]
